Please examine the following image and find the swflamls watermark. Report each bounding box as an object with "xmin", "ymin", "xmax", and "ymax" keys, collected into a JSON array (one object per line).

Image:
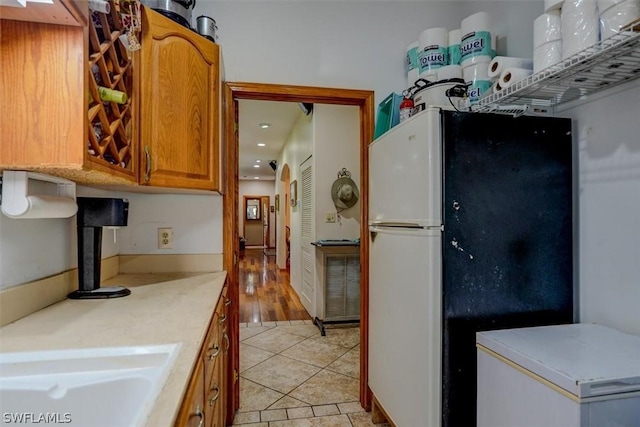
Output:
[{"xmin": 2, "ymin": 413, "xmax": 72, "ymax": 424}]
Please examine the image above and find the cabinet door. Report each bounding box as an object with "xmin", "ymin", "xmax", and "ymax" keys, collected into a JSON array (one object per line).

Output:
[
  {"xmin": 0, "ymin": 20, "xmax": 85, "ymax": 169},
  {"xmin": 175, "ymin": 359, "xmax": 206, "ymax": 427},
  {"xmin": 138, "ymin": 7, "xmax": 220, "ymax": 190},
  {"xmin": 0, "ymin": 0, "xmax": 86, "ymax": 26}
]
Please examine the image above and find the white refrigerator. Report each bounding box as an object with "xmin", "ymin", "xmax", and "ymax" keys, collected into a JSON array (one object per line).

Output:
[
  {"xmin": 476, "ymin": 323, "xmax": 640, "ymax": 427},
  {"xmin": 368, "ymin": 107, "xmax": 575, "ymax": 427}
]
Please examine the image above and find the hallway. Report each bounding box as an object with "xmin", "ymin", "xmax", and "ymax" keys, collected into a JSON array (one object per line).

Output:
[
  {"xmin": 239, "ymin": 249, "xmax": 312, "ymax": 323},
  {"xmin": 236, "ymin": 249, "xmax": 385, "ymax": 426}
]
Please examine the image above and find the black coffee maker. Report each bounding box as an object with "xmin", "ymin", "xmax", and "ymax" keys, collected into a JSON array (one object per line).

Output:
[{"xmin": 68, "ymin": 197, "xmax": 131, "ymax": 299}]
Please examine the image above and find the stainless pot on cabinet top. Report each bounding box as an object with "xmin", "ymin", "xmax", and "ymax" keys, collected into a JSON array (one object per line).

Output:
[
  {"xmin": 140, "ymin": 0, "xmax": 196, "ymax": 29},
  {"xmin": 196, "ymin": 15, "xmax": 218, "ymax": 42}
]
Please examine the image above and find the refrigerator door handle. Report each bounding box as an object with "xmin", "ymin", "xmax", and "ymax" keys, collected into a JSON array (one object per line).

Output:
[{"xmin": 369, "ymin": 221, "xmax": 424, "ymax": 228}]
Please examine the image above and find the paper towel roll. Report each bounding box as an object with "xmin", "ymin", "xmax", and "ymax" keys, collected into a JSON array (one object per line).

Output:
[
  {"xmin": 545, "ymin": 0, "xmax": 565, "ymax": 12},
  {"xmin": 463, "ymin": 61, "xmax": 491, "ymax": 81},
  {"xmin": 534, "ymin": 11, "xmax": 562, "ymax": 48},
  {"xmin": 533, "ymin": 39, "xmax": 563, "ymax": 72},
  {"xmin": 488, "ymin": 56, "xmax": 534, "ymax": 78},
  {"xmin": 448, "ymin": 29, "xmax": 462, "ymax": 65},
  {"xmin": 406, "ymin": 41, "xmax": 420, "ymax": 87},
  {"xmin": 463, "ymin": 61, "xmax": 493, "ymax": 103},
  {"xmin": 492, "ymin": 79, "xmax": 503, "ymax": 94},
  {"xmin": 2, "ymin": 195, "xmax": 78, "ymax": 219},
  {"xmin": 561, "ymin": 0, "xmax": 599, "ymax": 59},
  {"xmin": 600, "ymin": 0, "xmax": 640, "ymax": 40},
  {"xmin": 598, "ymin": 0, "xmax": 628, "ymax": 13},
  {"xmin": 437, "ymin": 65, "xmax": 463, "ymax": 80},
  {"xmin": 499, "ymin": 67, "xmax": 533, "ymax": 88},
  {"xmin": 460, "ymin": 12, "xmax": 496, "ymax": 67},
  {"xmin": 418, "ymin": 27, "xmax": 449, "ymax": 78}
]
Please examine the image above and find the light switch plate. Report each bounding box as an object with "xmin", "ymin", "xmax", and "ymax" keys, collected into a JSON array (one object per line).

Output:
[{"xmin": 325, "ymin": 213, "xmax": 336, "ymax": 223}]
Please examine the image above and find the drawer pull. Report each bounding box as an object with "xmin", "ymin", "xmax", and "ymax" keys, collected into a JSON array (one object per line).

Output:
[
  {"xmin": 194, "ymin": 405, "xmax": 204, "ymax": 427},
  {"xmin": 223, "ymin": 333, "xmax": 230, "ymax": 353},
  {"xmin": 208, "ymin": 385, "xmax": 220, "ymax": 406},
  {"xmin": 208, "ymin": 344, "xmax": 220, "ymax": 360},
  {"xmin": 219, "ymin": 314, "xmax": 227, "ymax": 325},
  {"xmin": 224, "ymin": 297, "xmax": 231, "ymax": 306},
  {"xmin": 144, "ymin": 146, "xmax": 151, "ymax": 182}
]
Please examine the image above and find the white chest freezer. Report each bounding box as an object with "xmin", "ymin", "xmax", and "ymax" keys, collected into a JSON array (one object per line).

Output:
[{"xmin": 476, "ymin": 323, "xmax": 640, "ymax": 427}]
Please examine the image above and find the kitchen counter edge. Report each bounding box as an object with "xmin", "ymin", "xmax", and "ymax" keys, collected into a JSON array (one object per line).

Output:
[{"xmin": 0, "ymin": 271, "xmax": 228, "ymax": 427}]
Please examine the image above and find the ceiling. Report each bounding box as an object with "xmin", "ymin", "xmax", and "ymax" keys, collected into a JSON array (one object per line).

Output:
[{"xmin": 238, "ymin": 100, "xmax": 303, "ymax": 181}]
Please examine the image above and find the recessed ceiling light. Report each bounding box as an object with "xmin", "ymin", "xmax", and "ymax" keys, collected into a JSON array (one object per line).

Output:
[
  {"xmin": 259, "ymin": 123, "xmax": 270, "ymax": 129},
  {"xmin": 255, "ymin": 159, "xmax": 261, "ymax": 163},
  {"xmin": 253, "ymin": 164, "xmax": 260, "ymax": 168},
  {"xmin": 254, "ymin": 177, "xmax": 260, "ymax": 179},
  {"xmin": 257, "ymin": 143, "xmax": 266, "ymax": 147}
]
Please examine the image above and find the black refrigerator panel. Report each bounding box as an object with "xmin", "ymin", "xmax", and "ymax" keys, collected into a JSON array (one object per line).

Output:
[{"xmin": 440, "ymin": 111, "xmax": 574, "ymax": 427}]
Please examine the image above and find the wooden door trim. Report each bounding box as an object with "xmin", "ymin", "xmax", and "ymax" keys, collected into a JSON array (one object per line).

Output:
[{"xmin": 222, "ymin": 82, "xmax": 375, "ymax": 416}]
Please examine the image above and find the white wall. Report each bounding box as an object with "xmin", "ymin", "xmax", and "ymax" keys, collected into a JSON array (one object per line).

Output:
[
  {"xmin": 196, "ymin": 1, "xmax": 543, "ymax": 102},
  {"xmin": 239, "ymin": 180, "xmax": 276, "ymax": 247},
  {"xmin": 276, "ymin": 112, "xmax": 314, "ymax": 294},
  {"xmin": 0, "ymin": 215, "xmax": 75, "ymax": 290},
  {"xmin": 560, "ymin": 80, "xmax": 640, "ymax": 336},
  {"xmin": 116, "ymin": 193, "xmax": 222, "ymax": 255},
  {"xmin": 313, "ymin": 104, "xmax": 361, "ymax": 240},
  {"xmin": 76, "ymin": 186, "xmax": 222, "ymax": 255},
  {"xmin": 0, "ymin": 186, "xmax": 121, "ymax": 291}
]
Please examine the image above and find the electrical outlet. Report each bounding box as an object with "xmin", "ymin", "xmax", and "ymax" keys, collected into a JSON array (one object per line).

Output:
[
  {"xmin": 325, "ymin": 212, "xmax": 336, "ymax": 223},
  {"xmin": 158, "ymin": 227, "xmax": 173, "ymax": 249}
]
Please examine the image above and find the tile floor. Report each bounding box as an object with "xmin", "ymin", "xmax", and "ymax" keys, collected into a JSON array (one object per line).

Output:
[{"xmin": 235, "ymin": 321, "xmax": 389, "ymax": 426}]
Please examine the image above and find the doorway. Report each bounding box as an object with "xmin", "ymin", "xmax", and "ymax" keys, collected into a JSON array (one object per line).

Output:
[
  {"xmin": 223, "ymin": 82, "xmax": 375, "ymax": 416},
  {"xmin": 242, "ymin": 195, "xmax": 270, "ymax": 248}
]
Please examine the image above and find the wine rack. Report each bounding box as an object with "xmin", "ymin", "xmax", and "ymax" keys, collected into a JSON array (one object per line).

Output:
[{"xmin": 87, "ymin": 0, "xmax": 134, "ymax": 171}]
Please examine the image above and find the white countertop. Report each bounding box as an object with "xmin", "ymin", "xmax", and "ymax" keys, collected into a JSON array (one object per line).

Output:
[{"xmin": 0, "ymin": 271, "xmax": 227, "ymax": 427}]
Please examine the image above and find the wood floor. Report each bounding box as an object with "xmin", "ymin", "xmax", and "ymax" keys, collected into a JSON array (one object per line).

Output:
[{"xmin": 239, "ymin": 248, "xmax": 312, "ymax": 323}]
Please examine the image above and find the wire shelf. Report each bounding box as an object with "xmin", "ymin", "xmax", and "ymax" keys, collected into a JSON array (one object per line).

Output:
[{"xmin": 470, "ymin": 21, "xmax": 640, "ymax": 115}]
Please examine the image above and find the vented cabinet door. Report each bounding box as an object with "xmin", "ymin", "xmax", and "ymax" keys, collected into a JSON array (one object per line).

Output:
[
  {"xmin": 325, "ymin": 254, "xmax": 360, "ymax": 321},
  {"xmin": 345, "ymin": 255, "xmax": 360, "ymax": 317}
]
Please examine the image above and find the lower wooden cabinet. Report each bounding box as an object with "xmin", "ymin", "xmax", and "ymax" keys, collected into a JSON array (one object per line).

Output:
[
  {"xmin": 174, "ymin": 360, "xmax": 205, "ymax": 427},
  {"xmin": 175, "ymin": 283, "xmax": 229, "ymax": 427}
]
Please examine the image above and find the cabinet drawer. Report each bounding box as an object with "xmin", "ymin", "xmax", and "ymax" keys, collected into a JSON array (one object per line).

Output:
[
  {"xmin": 204, "ymin": 356, "xmax": 223, "ymax": 427},
  {"xmin": 203, "ymin": 311, "xmax": 221, "ymax": 389}
]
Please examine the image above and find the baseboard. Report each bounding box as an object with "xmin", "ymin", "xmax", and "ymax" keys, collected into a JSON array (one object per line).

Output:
[
  {"xmin": 118, "ymin": 254, "xmax": 223, "ymax": 274},
  {"xmin": 371, "ymin": 394, "xmax": 397, "ymax": 427}
]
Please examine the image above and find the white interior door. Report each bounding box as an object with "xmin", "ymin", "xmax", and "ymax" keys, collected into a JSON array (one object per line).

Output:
[{"xmin": 300, "ymin": 156, "xmax": 315, "ymax": 316}]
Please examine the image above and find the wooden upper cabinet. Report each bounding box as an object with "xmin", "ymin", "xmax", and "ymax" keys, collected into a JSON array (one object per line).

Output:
[
  {"xmin": 0, "ymin": 3, "xmax": 137, "ymax": 186},
  {"xmin": 137, "ymin": 7, "xmax": 220, "ymax": 191},
  {"xmin": 0, "ymin": 0, "xmax": 87, "ymax": 26}
]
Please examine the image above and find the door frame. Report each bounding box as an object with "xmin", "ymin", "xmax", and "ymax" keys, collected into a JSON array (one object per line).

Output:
[{"xmin": 222, "ymin": 82, "xmax": 375, "ymax": 418}]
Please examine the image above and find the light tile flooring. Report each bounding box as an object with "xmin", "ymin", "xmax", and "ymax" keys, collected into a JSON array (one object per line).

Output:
[{"xmin": 236, "ymin": 321, "xmax": 388, "ymax": 426}]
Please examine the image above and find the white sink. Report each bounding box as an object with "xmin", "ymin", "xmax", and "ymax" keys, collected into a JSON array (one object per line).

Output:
[{"xmin": 0, "ymin": 344, "xmax": 180, "ymax": 427}]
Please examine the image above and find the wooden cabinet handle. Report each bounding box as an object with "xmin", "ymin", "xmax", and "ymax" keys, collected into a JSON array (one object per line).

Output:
[
  {"xmin": 208, "ymin": 343, "xmax": 220, "ymax": 360},
  {"xmin": 144, "ymin": 145, "xmax": 151, "ymax": 182},
  {"xmin": 218, "ymin": 314, "xmax": 226, "ymax": 325},
  {"xmin": 224, "ymin": 297, "xmax": 231, "ymax": 306},
  {"xmin": 194, "ymin": 405, "xmax": 204, "ymax": 427},
  {"xmin": 208, "ymin": 385, "xmax": 220, "ymax": 406},
  {"xmin": 223, "ymin": 332, "xmax": 230, "ymax": 353}
]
